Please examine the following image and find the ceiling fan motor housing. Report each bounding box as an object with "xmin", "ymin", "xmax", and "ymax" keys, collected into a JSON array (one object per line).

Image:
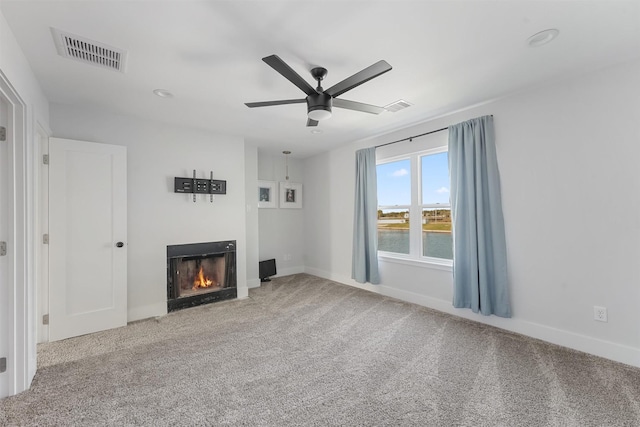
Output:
[{"xmin": 307, "ymin": 92, "xmax": 333, "ymax": 118}]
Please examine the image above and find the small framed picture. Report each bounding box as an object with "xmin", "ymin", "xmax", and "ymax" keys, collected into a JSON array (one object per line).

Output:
[
  {"xmin": 279, "ymin": 182, "xmax": 302, "ymax": 209},
  {"xmin": 257, "ymin": 180, "xmax": 277, "ymax": 208}
]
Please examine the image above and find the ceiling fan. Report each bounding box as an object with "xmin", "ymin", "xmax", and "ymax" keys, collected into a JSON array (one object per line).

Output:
[{"xmin": 245, "ymin": 55, "xmax": 392, "ymax": 127}]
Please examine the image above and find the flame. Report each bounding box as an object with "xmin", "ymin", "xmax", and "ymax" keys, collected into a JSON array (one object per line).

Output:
[{"xmin": 193, "ymin": 266, "xmax": 214, "ymax": 290}]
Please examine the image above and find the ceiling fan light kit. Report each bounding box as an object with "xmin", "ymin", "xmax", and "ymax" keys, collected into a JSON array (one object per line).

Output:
[
  {"xmin": 245, "ymin": 55, "xmax": 392, "ymax": 126},
  {"xmin": 307, "ymin": 93, "xmax": 332, "ymax": 121}
]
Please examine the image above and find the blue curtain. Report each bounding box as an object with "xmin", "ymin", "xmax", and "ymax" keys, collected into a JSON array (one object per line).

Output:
[
  {"xmin": 448, "ymin": 115, "xmax": 511, "ymax": 317},
  {"xmin": 352, "ymin": 147, "xmax": 380, "ymax": 284}
]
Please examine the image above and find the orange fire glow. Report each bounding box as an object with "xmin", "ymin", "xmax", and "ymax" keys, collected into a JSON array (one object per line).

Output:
[{"xmin": 193, "ymin": 266, "xmax": 215, "ymax": 290}]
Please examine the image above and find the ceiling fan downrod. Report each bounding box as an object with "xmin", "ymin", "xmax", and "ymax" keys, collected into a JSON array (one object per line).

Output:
[{"xmin": 310, "ymin": 67, "xmax": 327, "ymax": 91}]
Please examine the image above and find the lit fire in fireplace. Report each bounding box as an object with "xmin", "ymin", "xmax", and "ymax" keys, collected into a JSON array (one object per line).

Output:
[{"xmin": 193, "ymin": 266, "xmax": 215, "ymax": 290}]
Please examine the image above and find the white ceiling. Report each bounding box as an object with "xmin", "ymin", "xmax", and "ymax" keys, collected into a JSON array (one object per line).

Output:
[{"xmin": 2, "ymin": 1, "xmax": 639, "ymax": 158}]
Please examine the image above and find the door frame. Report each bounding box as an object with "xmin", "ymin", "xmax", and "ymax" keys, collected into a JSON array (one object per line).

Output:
[
  {"xmin": 0, "ymin": 69, "xmax": 33, "ymax": 397},
  {"xmin": 35, "ymin": 125, "xmax": 49, "ymax": 344}
]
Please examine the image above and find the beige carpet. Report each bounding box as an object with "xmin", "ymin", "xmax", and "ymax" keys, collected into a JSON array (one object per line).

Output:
[{"xmin": 1, "ymin": 274, "xmax": 639, "ymax": 426}]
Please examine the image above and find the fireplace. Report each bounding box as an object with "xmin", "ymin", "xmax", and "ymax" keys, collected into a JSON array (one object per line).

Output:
[{"xmin": 167, "ymin": 240, "xmax": 237, "ymax": 312}]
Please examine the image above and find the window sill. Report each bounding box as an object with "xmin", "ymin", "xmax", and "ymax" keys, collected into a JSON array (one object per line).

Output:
[{"xmin": 378, "ymin": 253, "xmax": 453, "ymax": 272}]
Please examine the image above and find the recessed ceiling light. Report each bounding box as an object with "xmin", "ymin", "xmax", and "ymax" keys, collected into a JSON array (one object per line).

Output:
[
  {"xmin": 153, "ymin": 89, "xmax": 174, "ymax": 98},
  {"xmin": 527, "ymin": 29, "xmax": 559, "ymax": 47},
  {"xmin": 310, "ymin": 129, "xmax": 323, "ymax": 134}
]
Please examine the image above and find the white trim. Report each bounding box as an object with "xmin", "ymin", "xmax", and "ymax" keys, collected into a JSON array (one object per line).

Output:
[
  {"xmin": 378, "ymin": 204, "xmax": 410, "ymax": 210},
  {"xmin": 275, "ymin": 265, "xmax": 305, "ymax": 277},
  {"xmin": 378, "ymin": 254, "xmax": 452, "ymax": 271},
  {"xmin": 236, "ymin": 283, "xmax": 249, "ymax": 299},
  {"xmin": 303, "ymin": 267, "xmax": 640, "ymax": 369},
  {"xmin": 247, "ymin": 278, "xmax": 261, "ymax": 289},
  {"xmin": 0, "ymin": 69, "xmax": 31, "ymax": 397},
  {"xmin": 127, "ymin": 301, "xmax": 167, "ymax": 323},
  {"xmin": 35, "ymin": 124, "xmax": 49, "ymax": 345}
]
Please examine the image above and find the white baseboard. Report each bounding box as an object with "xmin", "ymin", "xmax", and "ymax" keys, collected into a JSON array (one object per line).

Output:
[
  {"xmin": 275, "ymin": 265, "xmax": 305, "ymax": 277},
  {"xmin": 236, "ymin": 285, "xmax": 249, "ymax": 299},
  {"xmin": 128, "ymin": 302, "xmax": 167, "ymax": 323},
  {"xmin": 304, "ymin": 266, "xmax": 640, "ymax": 368},
  {"xmin": 247, "ymin": 278, "xmax": 261, "ymax": 289},
  {"xmin": 29, "ymin": 358, "xmax": 37, "ymax": 385}
]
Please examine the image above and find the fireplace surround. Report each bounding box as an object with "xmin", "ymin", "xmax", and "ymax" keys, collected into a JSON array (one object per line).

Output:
[{"xmin": 167, "ymin": 240, "xmax": 237, "ymax": 312}]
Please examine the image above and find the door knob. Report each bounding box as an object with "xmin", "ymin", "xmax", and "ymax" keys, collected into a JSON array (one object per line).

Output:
[{"xmin": 116, "ymin": 242, "xmax": 124, "ymax": 248}]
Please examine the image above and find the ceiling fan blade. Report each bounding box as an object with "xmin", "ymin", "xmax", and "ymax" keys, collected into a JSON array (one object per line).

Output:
[
  {"xmin": 306, "ymin": 118, "xmax": 319, "ymax": 127},
  {"xmin": 263, "ymin": 55, "xmax": 317, "ymax": 96},
  {"xmin": 245, "ymin": 99, "xmax": 306, "ymax": 108},
  {"xmin": 325, "ymin": 60, "xmax": 392, "ymax": 98},
  {"xmin": 333, "ymin": 98, "xmax": 385, "ymax": 115}
]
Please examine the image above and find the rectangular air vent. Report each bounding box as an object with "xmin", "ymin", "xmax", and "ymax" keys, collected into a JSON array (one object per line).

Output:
[
  {"xmin": 51, "ymin": 28, "xmax": 127, "ymax": 72},
  {"xmin": 384, "ymin": 99, "xmax": 412, "ymax": 113}
]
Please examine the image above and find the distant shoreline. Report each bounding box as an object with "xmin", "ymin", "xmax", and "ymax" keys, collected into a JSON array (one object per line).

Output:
[{"xmin": 378, "ymin": 227, "xmax": 451, "ymax": 234}]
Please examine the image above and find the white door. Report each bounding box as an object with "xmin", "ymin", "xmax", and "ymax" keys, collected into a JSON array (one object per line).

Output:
[
  {"xmin": 48, "ymin": 138, "xmax": 127, "ymax": 341},
  {"xmin": 0, "ymin": 88, "xmax": 10, "ymax": 396}
]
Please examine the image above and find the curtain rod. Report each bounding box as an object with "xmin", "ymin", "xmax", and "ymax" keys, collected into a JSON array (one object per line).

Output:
[
  {"xmin": 375, "ymin": 126, "xmax": 448, "ymax": 149},
  {"xmin": 374, "ymin": 115, "xmax": 493, "ymax": 149}
]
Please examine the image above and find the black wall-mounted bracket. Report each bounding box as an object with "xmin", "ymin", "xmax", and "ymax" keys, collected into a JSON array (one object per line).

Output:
[{"xmin": 174, "ymin": 170, "xmax": 227, "ymax": 202}]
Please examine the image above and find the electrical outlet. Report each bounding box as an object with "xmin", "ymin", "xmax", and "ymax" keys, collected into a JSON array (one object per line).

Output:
[{"xmin": 594, "ymin": 306, "xmax": 608, "ymax": 322}]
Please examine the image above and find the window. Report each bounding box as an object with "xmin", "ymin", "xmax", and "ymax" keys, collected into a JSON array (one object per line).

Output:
[{"xmin": 377, "ymin": 145, "xmax": 452, "ymax": 263}]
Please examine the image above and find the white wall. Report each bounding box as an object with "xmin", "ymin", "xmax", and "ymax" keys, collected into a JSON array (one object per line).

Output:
[
  {"xmin": 0, "ymin": 13, "xmax": 49, "ymax": 121},
  {"xmin": 50, "ymin": 104, "xmax": 249, "ymax": 322},
  {"xmin": 304, "ymin": 59, "xmax": 640, "ymax": 368},
  {"xmin": 257, "ymin": 151, "xmax": 305, "ymax": 276},
  {"xmin": 244, "ymin": 145, "xmax": 260, "ymax": 289},
  {"xmin": 0, "ymin": 7, "xmax": 50, "ymax": 396}
]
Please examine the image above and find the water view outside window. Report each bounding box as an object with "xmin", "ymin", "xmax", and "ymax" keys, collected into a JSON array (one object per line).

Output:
[
  {"xmin": 422, "ymin": 208, "xmax": 452, "ymax": 259},
  {"xmin": 376, "ymin": 150, "xmax": 452, "ymax": 260},
  {"xmin": 377, "ymin": 159, "xmax": 410, "ymax": 255},
  {"xmin": 421, "ymin": 152, "xmax": 452, "ymax": 260},
  {"xmin": 377, "ymin": 209, "xmax": 410, "ymax": 254}
]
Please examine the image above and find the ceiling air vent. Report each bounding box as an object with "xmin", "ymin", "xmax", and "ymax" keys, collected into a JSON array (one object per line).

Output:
[
  {"xmin": 51, "ymin": 28, "xmax": 127, "ymax": 72},
  {"xmin": 384, "ymin": 99, "xmax": 412, "ymax": 113}
]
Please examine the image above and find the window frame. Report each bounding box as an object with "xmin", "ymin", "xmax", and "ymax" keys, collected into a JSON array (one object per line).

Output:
[{"xmin": 377, "ymin": 145, "xmax": 452, "ymax": 269}]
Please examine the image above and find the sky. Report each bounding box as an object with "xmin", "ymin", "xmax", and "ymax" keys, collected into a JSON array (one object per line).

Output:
[{"xmin": 377, "ymin": 152, "xmax": 450, "ymax": 207}]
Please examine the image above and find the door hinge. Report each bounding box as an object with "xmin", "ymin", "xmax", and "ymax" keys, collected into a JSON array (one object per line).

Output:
[
  {"xmin": 43, "ymin": 154, "xmax": 49, "ymax": 165},
  {"xmin": 0, "ymin": 126, "xmax": 6, "ymax": 142},
  {"xmin": 43, "ymin": 234, "xmax": 49, "ymax": 244},
  {"xmin": 42, "ymin": 314, "xmax": 49, "ymax": 325},
  {"xmin": 0, "ymin": 357, "xmax": 6, "ymax": 373},
  {"xmin": 0, "ymin": 241, "xmax": 6, "ymax": 256}
]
